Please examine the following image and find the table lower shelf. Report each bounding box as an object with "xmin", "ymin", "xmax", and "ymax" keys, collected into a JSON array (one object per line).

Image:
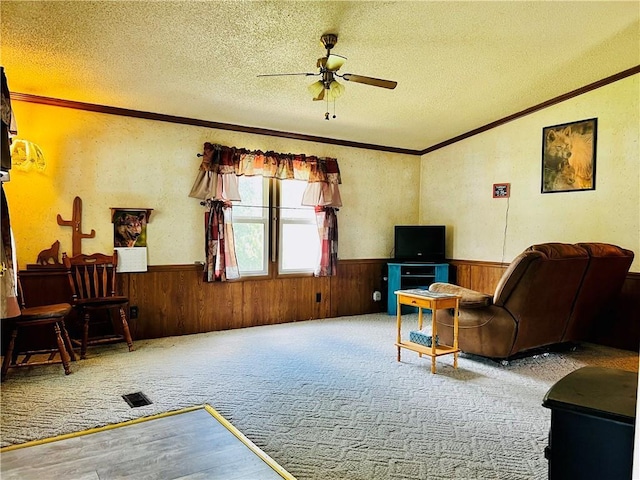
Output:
[{"xmin": 396, "ymin": 341, "xmax": 460, "ymax": 357}]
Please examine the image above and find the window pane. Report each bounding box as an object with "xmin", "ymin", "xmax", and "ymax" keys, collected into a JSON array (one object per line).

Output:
[
  {"xmin": 281, "ymin": 224, "xmax": 320, "ymax": 271},
  {"xmin": 280, "ymin": 180, "xmax": 314, "ymax": 220},
  {"xmin": 235, "ymin": 176, "xmax": 266, "ymax": 218},
  {"xmin": 233, "ymin": 222, "xmax": 266, "ymax": 273}
]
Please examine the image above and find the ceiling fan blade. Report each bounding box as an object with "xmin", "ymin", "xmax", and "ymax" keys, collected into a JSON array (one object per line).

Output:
[
  {"xmin": 257, "ymin": 72, "xmax": 317, "ymax": 77},
  {"xmin": 341, "ymin": 74, "xmax": 397, "ymax": 89},
  {"xmin": 325, "ymin": 54, "xmax": 346, "ymax": 71}
]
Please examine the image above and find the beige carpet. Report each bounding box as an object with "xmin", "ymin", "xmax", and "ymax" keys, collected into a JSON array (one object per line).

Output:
[{"xmin": 1, "ymin": 313, "xmax": 638, "ymax": 479}]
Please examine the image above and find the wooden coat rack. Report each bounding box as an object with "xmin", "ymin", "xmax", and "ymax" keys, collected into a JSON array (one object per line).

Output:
[{"xmin": 57, "ymin": 196, "xmax": 95, "ymax": 257}]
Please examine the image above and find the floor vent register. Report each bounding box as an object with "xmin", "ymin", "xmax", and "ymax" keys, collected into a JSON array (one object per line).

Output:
[{"xmin": 122, "ymin": 392, "xmax": 153, "ymax": 408}]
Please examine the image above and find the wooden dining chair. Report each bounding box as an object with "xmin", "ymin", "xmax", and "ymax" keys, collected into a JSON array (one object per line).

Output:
[
  {"xmin": 63, "ymin": 251, "xmax": 134, "ymax": 359},
  {"xmin": 1, "ymin": 275, "xmax": 75, "ymax": 381}
]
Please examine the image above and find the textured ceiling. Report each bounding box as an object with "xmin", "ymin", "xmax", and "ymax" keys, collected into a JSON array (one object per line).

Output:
[{"xmin": 1, "ymin": 1, "xmax": 638, "ymax": 152}]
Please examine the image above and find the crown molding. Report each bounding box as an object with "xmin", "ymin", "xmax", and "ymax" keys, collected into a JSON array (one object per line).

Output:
[{"xmin": 11, "ymin": 65, "xmax": 638, "ymax": 157}]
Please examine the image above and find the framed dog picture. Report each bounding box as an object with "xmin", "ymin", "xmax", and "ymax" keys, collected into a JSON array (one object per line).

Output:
[{"xmin": 541, "ymin": 118, "xmax": 597, "ymax": 193}]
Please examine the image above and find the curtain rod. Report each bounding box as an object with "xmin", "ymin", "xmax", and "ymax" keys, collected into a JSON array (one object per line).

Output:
[{"xmin": 199, "ymin": 201, "xmax": 310, "ymax": 211}]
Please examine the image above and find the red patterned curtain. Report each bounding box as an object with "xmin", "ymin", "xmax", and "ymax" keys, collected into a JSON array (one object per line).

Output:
[
  {"xmin": 314, "ymin": 206, "xmax": 338, "ymax": 277},
  {"xmin": 191, "ymin": 143, "xmax": 342, "ymax": 277},
  {"xmin": 204, "ymin": 200, "xmax": 240, "ymax": 282}
]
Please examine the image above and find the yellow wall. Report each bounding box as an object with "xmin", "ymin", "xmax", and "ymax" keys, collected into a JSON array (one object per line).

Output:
[
  {"xmin": 4, "ymin": 102, "xmax": 420, "ymax": 269},
  {"xmin": 7, "ymin": 74, "xmax": 638, "ymax": 272},
  {"xmin": 420, "ymin": 74, "xmax": 639, "ymax": 272}
]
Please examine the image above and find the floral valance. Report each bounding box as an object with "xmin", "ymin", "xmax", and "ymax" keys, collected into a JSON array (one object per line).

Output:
[
  {"xmin": 190, "ymin": 142, "xmax": 342, "ymax": 207},
  {"xmin": 198, "ymin": 142, "xmax": 341, "ymax": 184}
]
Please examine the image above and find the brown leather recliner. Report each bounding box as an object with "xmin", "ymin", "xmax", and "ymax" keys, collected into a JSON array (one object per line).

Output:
[
  {"xmin": 563, "ymin": 243, "xmax": 634, "ymax": 343},
  {"xmin": 429, "ymin": 243, "xmax": 634, "ymax": 360}
]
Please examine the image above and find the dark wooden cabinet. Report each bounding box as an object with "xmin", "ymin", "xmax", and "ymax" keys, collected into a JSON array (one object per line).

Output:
[{"xmin": 542, "ymin": 367, "xmax": 637, "ymax": 480}]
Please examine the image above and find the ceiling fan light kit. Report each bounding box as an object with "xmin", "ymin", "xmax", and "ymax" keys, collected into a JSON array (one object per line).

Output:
[
  {"xmin": 258, "ymin": 33, "xmax": 397, "ymax": 120},
  {"xmin": 308, "ymin": 81, "xmax": 342, "ymax": 101},
  {"xmin": 308, "ymin": 80, "xmax": 325, "ymax": 99}
]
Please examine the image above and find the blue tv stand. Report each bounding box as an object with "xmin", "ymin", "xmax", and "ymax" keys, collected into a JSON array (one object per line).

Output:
[{"xmin": 387, "ymin": 262, "xmax": 449, "ymax": 315}]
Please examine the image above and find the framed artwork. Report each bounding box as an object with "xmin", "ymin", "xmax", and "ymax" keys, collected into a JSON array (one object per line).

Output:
[
  {"xmin": 111, "ymin": 208, "xmax": 152, "ymax": 248},
  {"xmin": 493, "ymin": 183, "xmax": 510, "ymax": 198},
  {"xmin": 541, "ymin": 118, "xmax": 597, "ymax": 193}
]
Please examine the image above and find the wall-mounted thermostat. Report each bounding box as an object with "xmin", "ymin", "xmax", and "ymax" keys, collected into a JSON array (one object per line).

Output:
[{"xmin": 493, "ymin": 183, "xmax": 510, "ymax": 198}]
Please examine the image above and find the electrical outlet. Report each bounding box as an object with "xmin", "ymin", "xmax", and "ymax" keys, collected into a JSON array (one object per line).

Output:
[
  {"xmin": 130, "ymin": 306, "xmax": 139, "ymax": 319},
  {"xmin": 373, "ymin": 291, "xmax": 382, "ymax": 301},
  {"xmin": 315, "ymin": 292, "xmax": 322, "ymax": 303}
]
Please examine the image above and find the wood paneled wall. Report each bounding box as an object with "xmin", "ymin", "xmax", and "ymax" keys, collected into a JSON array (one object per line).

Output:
[
  {"xmin": 121, "ymin": 259, "xmax": 387, "ymax": 340},
  {"xmin": 16, "ymin": 259, "xmax": 638, "ymax": 351},
  {"xmin": 448, "ymin": 259, "xmax": 508, "ymax": 295},
  {"xmin": 330, "ymin": 259, "xmax": 388, "ymax": 318}
]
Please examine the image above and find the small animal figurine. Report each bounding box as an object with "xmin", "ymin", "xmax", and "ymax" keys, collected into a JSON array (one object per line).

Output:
[{"xmin": 36, "ymin": 240, "xmax": 61, "ymax": 265}]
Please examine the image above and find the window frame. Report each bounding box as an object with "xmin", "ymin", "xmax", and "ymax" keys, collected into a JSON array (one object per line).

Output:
[
  {"xmin": 231, "ymin": 176, "xmax": 271, "ymax": 277},
  {"xmin": 232, "ymin": 177, "xmax": 317, "ymax": 279},
  {"xmin": 276, "ymin": 179, "xmax": 319, "ymax": 275}
]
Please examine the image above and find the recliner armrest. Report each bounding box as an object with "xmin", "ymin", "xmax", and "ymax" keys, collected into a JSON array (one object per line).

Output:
[{"xmin": 429, "ymin": 283, "xmax": 493, "ymax": 308}]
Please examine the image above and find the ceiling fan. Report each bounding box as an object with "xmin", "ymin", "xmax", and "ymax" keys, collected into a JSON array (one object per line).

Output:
[{"xmin": 258, "ymin": 34, "xmax": 397, "ymax": 119}]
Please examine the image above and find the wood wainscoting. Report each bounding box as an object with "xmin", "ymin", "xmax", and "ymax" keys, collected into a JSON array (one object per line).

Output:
[
  {"xmin": 16, "ymin": 259, "xmax": 637, "ymax": 351},
  {"xmin": 120, "ymin": 259, "xmax": 388, "ymax": 340},
  {"xmin": 448, "ymin": 259, "xmax": 508, "ymax": 295}
]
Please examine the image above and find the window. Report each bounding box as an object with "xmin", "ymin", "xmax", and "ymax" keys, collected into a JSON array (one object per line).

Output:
[
  {"xmin": 233, "ymin": 176, "xmax": 269, "ymax": 275},
  {"xmin": 233, "ymin": 177, "xmax": 319, "ymax": 276},
  {"xmin": 278, "ymin": 180, "xmax": 319, "ymax": 274}
]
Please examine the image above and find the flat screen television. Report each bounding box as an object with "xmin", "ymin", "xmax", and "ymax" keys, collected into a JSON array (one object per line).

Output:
[{"xmin": 394, "ymin": 225, "xmax": 446, "ymax": 263}]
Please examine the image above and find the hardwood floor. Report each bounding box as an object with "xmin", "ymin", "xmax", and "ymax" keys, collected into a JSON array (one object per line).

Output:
[{"xmin": 0, "ymin": 405, "xmax": 294, "ymax": 480}]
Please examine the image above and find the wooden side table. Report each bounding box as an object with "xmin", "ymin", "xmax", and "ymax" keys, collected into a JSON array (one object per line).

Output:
[{"xmin": 395, "ymin": 289, "xmax": 460, "ymax": 373}]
